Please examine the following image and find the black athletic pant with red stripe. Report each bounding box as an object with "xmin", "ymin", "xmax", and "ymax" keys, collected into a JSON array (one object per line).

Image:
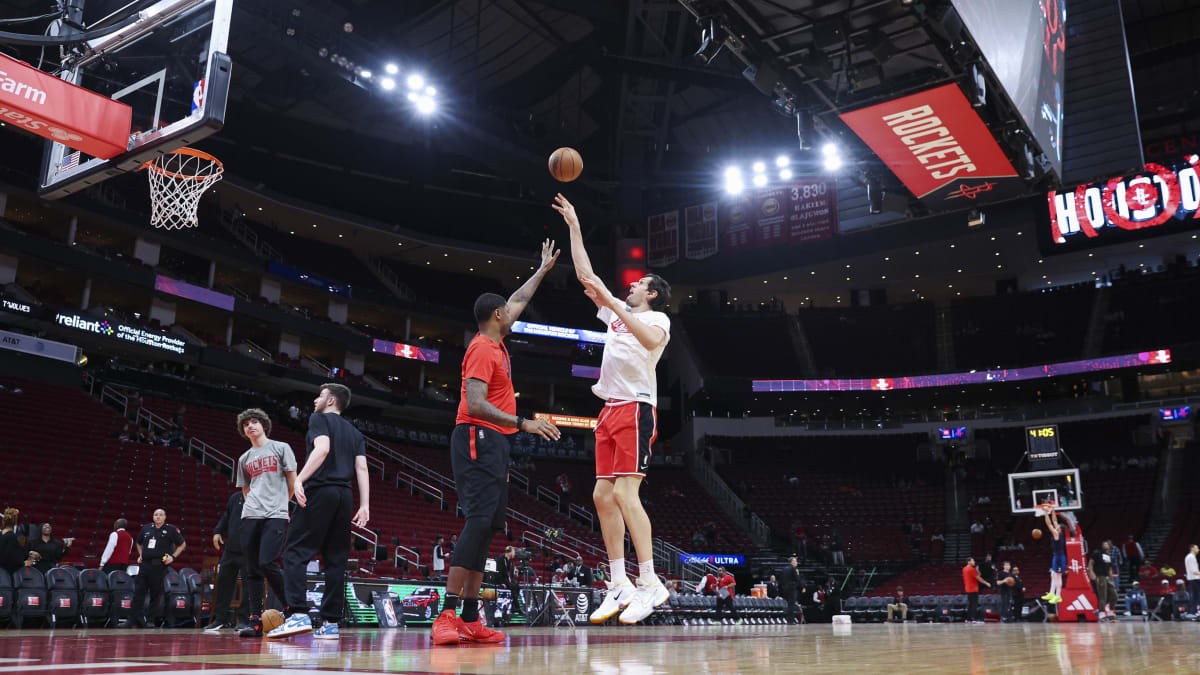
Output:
[{"xmin": 450, "ymin": 424, "xmax": 510, "ymax": 572}]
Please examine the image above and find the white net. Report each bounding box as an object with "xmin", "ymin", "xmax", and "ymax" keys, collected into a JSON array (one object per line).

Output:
[{"xmin": 141, "ymin": 148, "xmax": 224, "ymax": 229}]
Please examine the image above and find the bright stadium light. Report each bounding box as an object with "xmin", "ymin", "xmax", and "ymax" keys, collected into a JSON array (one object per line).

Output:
[
  {"xmin": 752, "ymin": 173, "xmax": 768, "ymax": 187},
  {"xmin": 824, "ymin": 155, "xmax": 843, "ymax": 171},
  {"xmin": 406, "ymin": 91, "xmax": 419, "ymax": 102},
  {"xmin": 380, "ymin": 77, "xmax": 396, "ymax": 90},
  {"xmin": 724, "ymin": 166, "xmax": 741, "ymax": 179},
  {"xmin": 416, "ymin": 96, "xmax": 437, "ymax": 114},
  {"xmin": 752, "ymin": 161, "xmax": 766, "ymax": 173},
  {"xmin": 407, "ymin": 74, "xmax": 425, "ymax": 90},
  {"xmin": 385, "ymin": 63, "xmax": 399, "ymax": 75},
  {"xmin": 779, "ymin": 168, "xmax": 793, "ymax": 180},
  {"xmin": 359, "ymin": 69, "xmax": 372, "ymax": 79},
  {"xmin": 775, "ymin": 155, "xmax": 790, "ymax": 168},
  {"xmin": 425, "ymin": 86, "xmax": 437, "ymax": 97},
  {"xmin": 822, "ymin": 142, "xmax": 839, "ymax": 157}
]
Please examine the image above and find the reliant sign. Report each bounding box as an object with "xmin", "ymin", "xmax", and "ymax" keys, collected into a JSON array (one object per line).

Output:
[{"xmin": 54, "ymin": 312, "xmax": 186, "ymax": 354}]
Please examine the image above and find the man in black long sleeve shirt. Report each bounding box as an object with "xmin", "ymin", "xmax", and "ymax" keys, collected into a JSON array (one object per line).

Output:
[
  {"xmin": 203, "ymin": 492, "xmax": 249, "ymax": 632},
  {"xmin": 494, "ymin": 547, "xmax": 522, "ymax": 615},
  {"xmin": 780, "ymin": 556, "xmax": 804, "ymax": 623}
]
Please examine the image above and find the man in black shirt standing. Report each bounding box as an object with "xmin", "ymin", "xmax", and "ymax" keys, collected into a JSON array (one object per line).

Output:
[
  {"xmin": 1011, "ymin": 566, "xmax": 1025, "ymax": 621},
  {"xmin": 126, "ymin": 509, "xmax": 185, "ymax": 628},
  {"xmin": 1089, "ymin": 539, "xmax": 1118, "ymax": 621},
  {"xmin": 271, "ymin": 383, "xmax": 370, "ymax": 640},
  {"xmin": 780, "ymin": 556, "xmax": 803, "ymax": 624},
  {"xmin": 203, "ymin": 491, "xmax": 249, "ymax": 632},
  {"xmin": 996, "ymin": 561, "xmax": 1014, "ymax": 622}
]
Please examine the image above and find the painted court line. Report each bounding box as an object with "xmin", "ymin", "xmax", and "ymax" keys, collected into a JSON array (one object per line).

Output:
[{"xmin": 0, "ymin": 663, "xmax": 149, "ymax": 672}]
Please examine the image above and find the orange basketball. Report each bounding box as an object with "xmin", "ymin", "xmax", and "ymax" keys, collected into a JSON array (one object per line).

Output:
[
  {"xmin": 262, "ymin": 609, "xmax": 285, "ymax": 634},
  {"xmin": 549, "ymin": 147, "xmax": 583, "ymax": 182},
  {"xmin": 1032, "ymin": 528, "xmax": 1043, "ymax": 540}
]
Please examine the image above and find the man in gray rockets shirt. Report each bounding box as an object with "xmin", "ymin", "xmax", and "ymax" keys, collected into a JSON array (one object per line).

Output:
[{"xmin": 234, "ymin": 408, "xmax": 297, "ymax": 638}]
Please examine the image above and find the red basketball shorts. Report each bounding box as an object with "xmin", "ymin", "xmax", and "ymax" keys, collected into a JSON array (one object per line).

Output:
[{"xmin": 595, "ymin": 400, "xmax": 656, "ymax": 479}]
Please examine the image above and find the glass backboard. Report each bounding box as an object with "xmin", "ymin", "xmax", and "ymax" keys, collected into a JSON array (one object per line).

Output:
[{"xmin": 1008, "ymin": 468, "xmax": 1082, "ymax": 514}]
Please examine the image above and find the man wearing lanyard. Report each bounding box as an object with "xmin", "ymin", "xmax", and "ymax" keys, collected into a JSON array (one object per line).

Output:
[{"xmin": 126, "ymin": 509, "xmax": 185, "ymax": 628}]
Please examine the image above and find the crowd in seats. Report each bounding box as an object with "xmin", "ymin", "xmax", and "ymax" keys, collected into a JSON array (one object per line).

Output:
[
  {"xmin": 951, "ymin": 287, "xmax": 1093, "ymax": 370},
  {"xmin": 800, "ymin": 303, "xmax": 937, "ymax": 377},
  {"xmin": 712, "ymin": 434, "xmax": 943, "ymax": 564},
  {"xmin": 681, "ymin": 314, "xmax": 802, "ymax": 378}
]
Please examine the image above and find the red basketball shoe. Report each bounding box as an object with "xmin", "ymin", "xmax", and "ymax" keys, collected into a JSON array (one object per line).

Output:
[
  {"xmin": 458, "ymin": 618, "xmax": 506, "ymax": 643},
  {"xmin": 431, "ymin": 610, "xmax": 464, "ymax": 646}
]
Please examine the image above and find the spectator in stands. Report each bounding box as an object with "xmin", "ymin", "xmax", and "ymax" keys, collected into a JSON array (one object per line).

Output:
[
  {"xmin": 887, "ymin": 587, "xmax": 908, "ymax": 622},
  {"xmin": 99, "ymin": 518, "xmax": 134, "ymax": 573},
  {"xmin": 697, "ymin": 570, "xmax": 717, "ymax": 595},
  {"xmin": 1175, "ymin": 579, "xmax": 1190, "ymax": 619},
  {"xmin": 114, "ymin": 424, "xmax": 132, "ymax": 442},
  {"xmin": 1011, "ymin": 566, "xmax": 1025, "ymax": 620},
  {"xmin": 1150, "ymin": 579, "xmax": 1173, "ymax": 620},
  {"xmin": 714, "ymin": 567, "xmax": 738, "ymax": 624},
  {"xmin": 962, "ymin": 557, "xmax": 990, "ymax": 624},
  {"xmin": 1139, "ymin": 561, "xmax": 1157, "ymax": 581},
  {"xmin": 1186, "ymin": 544, "xmax": 1200, "ymax": 617},
  {"xmin": 970, "ymin": 520, "xmax": 984, "ymax": 535},
  {"xmin": 431, "ymin": 536, "xmax": 447, "ymax": 578},
  {"xmin": 205, "ymin": 492, "xmax": 248, "ymax": 632},
  {"xmin": 572, "ymin": 556, "xmax": 591, "ymax": 587},
  {"xmin": 691, "ymin": 529, "xmax": 706, "ymax": 549},
  {"xmin": 556, "ymin": 472, "xmax": 571, "ymax": 508},
  {"xmin": 0, "ymin": 507, "xmax": 23, "ymax": 575},
  {"xmin": 1125, "ymin": 581, "xmax": 1146, "ymax": 616},
  {"xmin": 792, "ymin": 522, "xmax": 808, "ymax": 561},
  {"xmin": 1124, "ymin": 535, "xmax": 1145, "ymax": 585},
  {"xmin": 830, "ymin": 530, "xmax": 844, "ymax": 566},
  {"xmin": 27, "ymin": 522, "xmax": 72, "ymax": 573},
  {"xmin": 1109, "ymin": 542, "xmax": 1124, "ymax": 592}
]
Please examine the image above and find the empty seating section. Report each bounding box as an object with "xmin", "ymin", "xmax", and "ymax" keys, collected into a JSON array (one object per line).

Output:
[
  {"xmin": 1103, "ymin": 273, "xmax": 1200, "ymax": 352},
  {"xmin": 237, "ymin": 218, "xmax": 390, "ymax": 298},
  {"xmin": 799, "ymin": 303, "xmax": 937, "ymax": 377},
  {"xmin": 713, "ymin": 434, "xmax": 943, "ymax": 562},
  {"xmin": 681, "ymin": 315, "xmax": 801, "ymax": 378},
  {"xmin": 951, "ymin": 287, "xmax": 1093, "ymax": 370}
]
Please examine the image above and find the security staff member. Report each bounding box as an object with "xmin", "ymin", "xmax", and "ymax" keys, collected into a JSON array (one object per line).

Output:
[{"xmin": 127, "ymin": 508, "xmax": 186, "ymax": 628}]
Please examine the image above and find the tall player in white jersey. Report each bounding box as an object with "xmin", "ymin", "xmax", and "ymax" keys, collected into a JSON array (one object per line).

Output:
[{"xmin": 554, "ymin": 194, "xmax": 672, "ymax": 624}]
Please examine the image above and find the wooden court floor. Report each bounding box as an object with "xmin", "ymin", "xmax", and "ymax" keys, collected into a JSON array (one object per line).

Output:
[{"xmin": 0, "ymin": 622, "xmax": 1197, "ymax": 674}]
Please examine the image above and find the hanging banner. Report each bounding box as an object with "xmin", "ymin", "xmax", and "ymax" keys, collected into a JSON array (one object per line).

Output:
[
  {"xmin": 838, "ymin": 83, "xmax": 1024, "ymax": 210},
  {"xmin": 684, "ymin": 202, "xmax": 719, "ymax": 260},
  {"xmin": 721, "ymin": 177, "xmax": 838, "ymax": 253},
  {"xmin": 646, "ymin": 210, "xmax": 679, "ymax": 267}
]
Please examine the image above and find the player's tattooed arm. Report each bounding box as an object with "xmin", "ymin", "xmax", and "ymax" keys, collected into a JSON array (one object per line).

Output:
[{"xmin": 465, "ymin": 378, "xmax": 560, "ymax": 441}]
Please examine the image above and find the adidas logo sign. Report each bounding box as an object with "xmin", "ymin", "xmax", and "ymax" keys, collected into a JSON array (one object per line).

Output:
[{"xmin": 1067, "ymin": 595, "xmax": 1094, "ymax": 612}]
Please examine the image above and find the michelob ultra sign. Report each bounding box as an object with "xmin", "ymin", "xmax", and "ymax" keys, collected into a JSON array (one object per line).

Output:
[{"xmin": 1044, "ymin": 155, "xmax": 1200, "ymax": 252}]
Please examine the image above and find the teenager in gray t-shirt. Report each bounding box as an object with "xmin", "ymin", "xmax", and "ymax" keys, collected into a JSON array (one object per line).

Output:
[{"xmin": 234, "ymin": 408, "xmax": 296, "ymax": 637}]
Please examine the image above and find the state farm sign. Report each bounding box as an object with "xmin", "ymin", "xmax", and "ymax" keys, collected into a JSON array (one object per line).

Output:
[
  {"xmin": 0, "ymin": 53, "xmax": 131, "ymax": 159},
  {"xmin": 1044, "ymin": 156, "xmax": 1200, "ymax": 251}
]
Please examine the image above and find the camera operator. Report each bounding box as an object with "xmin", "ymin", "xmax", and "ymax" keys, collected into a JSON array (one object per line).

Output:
[{"xmin": 495, "ymin": 546, "xmax": 523, "ymax": 615}]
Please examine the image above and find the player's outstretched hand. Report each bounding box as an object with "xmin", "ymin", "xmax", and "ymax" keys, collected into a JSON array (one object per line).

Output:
[
  {"xmin": 521, "ymin": 418, "xmax": 561, "ymax": 442},
  {"xmin": 551, "ymin": 193, "xmax": 580, "ymax": 228},
  {"xmin": 539, "ymin": 238, "xmax": 561, "ymax": 271},
  {"xmin": 294, "ymin": 481, "xmax": 307, "ymax": 508},
  {"xmin": 580, "ymin": 275, "xmax": 616, "ymax": 307},
  {"xmin": 352, "ymin": 505, "xmax": 370, "ymax": 529}
]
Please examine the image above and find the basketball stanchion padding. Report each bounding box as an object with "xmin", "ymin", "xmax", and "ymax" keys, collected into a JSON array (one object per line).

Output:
[{"xmin": 139, "ymin": 147, "xmax": 224, "ymax": 229}]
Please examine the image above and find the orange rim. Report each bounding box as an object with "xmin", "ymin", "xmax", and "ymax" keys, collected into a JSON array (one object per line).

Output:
[{"xmin": 139, "ymin": 147, "xmax": 224, "ymax": 181}]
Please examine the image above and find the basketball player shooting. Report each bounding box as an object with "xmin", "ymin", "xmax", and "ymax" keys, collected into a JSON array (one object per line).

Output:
[
  {"xmin": 553, "ymin": 193, "xmax": 673, "ymax": 624},
  {"xmin": 431, "ymin": 239, "xmax": 562, "ymax": 646},
  {"xmin": 1041, "ymin": 506, "xmax": 1068, "ymax": 605}
]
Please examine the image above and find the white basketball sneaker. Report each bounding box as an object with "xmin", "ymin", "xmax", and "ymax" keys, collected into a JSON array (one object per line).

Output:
[
  {"xmin": 619, "ymin": 579, "xmax": 670, "ymax": 625},
  {"xmin": 590, "ymin": 580, "xmax": 636, "ymax": 623}
]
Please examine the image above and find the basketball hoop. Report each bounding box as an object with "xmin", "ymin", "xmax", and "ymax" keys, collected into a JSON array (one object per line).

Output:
[{"xmin": 139, "ymin": 147, "xmax": 224, "ymax": 230}]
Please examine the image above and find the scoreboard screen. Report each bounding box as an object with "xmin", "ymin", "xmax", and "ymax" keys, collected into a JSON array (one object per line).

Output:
[
  {"xmin": 938, "ymin": 427, "xmax": 967, "ymax": 440},
  {"xmin": 1026, "ymin": 424, "xmax": 1061, "ymax": 468}
]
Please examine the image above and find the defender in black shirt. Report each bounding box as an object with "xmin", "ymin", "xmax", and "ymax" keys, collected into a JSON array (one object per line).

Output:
[{"xmin": 273, "ymin": 383, "xmax": 370, "ymax": 639}]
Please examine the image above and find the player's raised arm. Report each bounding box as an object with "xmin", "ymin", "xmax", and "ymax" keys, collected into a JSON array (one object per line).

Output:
[
  {"xmin": 503, "ymin": 238, "xmax": 559, "ymax": 329},
  {"xmin": 580, "ymin": 277, "xmax": 668, "ymax": 352},
  {"xmin": 552, "ymin": 193, "xmax": 596, "ymax": 282}
]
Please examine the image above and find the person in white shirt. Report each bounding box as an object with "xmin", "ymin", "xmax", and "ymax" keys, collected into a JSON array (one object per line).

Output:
[
  {"xmin": 432, "ymin": 536, "xmax": 447, "ymax": 577},
  {"xmin": 1186, "ymin": 544, "xmax": 1200, "ymax": 616},
  {"xmin": 554, "ymin": 193, "xmax": 672, "ymax": 626}
]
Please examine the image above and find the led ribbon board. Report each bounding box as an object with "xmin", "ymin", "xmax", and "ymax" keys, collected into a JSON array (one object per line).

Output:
[
  {"xmin": 511, "ymin": 321, "xmax": 606, "ymax": 344},
  {"xmin": 753, "ymin": 349, "xmax": 1171, "ymax": 392},
  {"xmin": 371, "ymin": 339, "xmax": 438, "ymax": 363}
]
